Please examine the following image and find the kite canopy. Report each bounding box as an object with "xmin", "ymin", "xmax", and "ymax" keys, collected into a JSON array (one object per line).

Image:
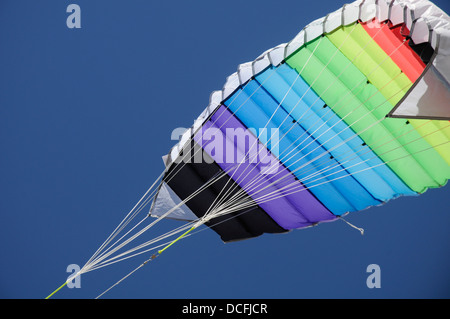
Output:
[{"xmin": 151, "ymin": 0, "xmax": 450, "ymax": 242}]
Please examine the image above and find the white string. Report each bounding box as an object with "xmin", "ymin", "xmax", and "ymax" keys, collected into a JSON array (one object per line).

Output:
[
  {"xmin": 82, "ymin": 170, "xmax": 165, "ymax": 270},
  {"xmin": 210, "ymin": 46, "xmax": 410, "ymax": 215},
  {"xmin": 202, "ymin": 36, "xmax": 327, "ymax": 220},
  {"xmin": 339, "ymin": 216, "xmax": 364, "ymax": 235},
  {"xmin": 206, "ymin": 27, "xmax": 366, "ymax": 215},
  {"xmin": 213, "ymin": 137, "xmax": 450, "ymax": 218}
]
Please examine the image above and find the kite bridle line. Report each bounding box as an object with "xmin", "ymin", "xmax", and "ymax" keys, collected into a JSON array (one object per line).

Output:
[
  {"xmin": 45, "ymin": 282, "xmax": 68, "ymax": 300},
  {"xmin": 45, "ymin": 216, "xmax": 208, "ymax": 299}
]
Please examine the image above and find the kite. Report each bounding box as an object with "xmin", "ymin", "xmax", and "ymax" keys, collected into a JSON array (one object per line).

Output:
[
  {"xmin": 46, "ymin": 0, "xmax": 450, "ymax": 298},
  {"xmin": 152, "ymin": 0, "xmax": 450, "ymax": 242}
]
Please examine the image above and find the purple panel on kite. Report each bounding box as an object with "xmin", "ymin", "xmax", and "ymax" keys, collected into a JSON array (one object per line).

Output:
[{"xmin": 193, "ymin": 105, "xmax": 335, "ymax": 230}]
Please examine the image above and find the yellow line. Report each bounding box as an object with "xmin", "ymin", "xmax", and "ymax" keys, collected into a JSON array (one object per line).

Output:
[
  {"xmin": 158, "ymin": 226, "xmax": 196, "ymax": 254},
  {"xmin": 45, "ymin": 281, "xmax": 68, "ymax": 299}
]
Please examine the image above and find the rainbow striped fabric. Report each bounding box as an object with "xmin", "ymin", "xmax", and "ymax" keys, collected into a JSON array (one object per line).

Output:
[{"xmin": 156, "ymin": 1, "xmax": 450, "ymax": 242}]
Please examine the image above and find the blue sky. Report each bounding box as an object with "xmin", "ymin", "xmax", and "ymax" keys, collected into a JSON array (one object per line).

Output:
[{"xmin": 1, "ymin": 0, "xmax": 449, "ymax": 299}]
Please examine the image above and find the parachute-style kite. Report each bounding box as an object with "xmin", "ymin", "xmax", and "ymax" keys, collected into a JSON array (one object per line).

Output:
[
  {"xmin": 150, "ymin": 0, "xmax": 450, "ymax": 242},
  {"xmin": 47, "ymin": 0, "xmax": 450, "ymax": 298}
]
